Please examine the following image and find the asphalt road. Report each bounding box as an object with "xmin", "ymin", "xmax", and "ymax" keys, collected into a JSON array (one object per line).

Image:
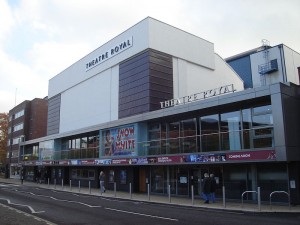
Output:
[{"xmin": 0, "ymin": 183, "xmax": 299, "ymax": 225}]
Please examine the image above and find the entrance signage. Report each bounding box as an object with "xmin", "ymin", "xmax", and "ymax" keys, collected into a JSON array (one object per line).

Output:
[
  {"xmin": 85, "ymin": 36, "xmax": 133, "ymax": 71},
  {"xmin": 226, "ymin": 150, "xmax": 276, "ymax": 161},
  {"xmin": 160, "ymin": 84, "xmax": 235, "ymax": 109}
]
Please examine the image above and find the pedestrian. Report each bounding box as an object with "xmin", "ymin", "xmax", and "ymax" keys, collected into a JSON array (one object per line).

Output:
[
  {"xmin": 99, "ymin": 171, "xmax": 106, "ymax": 194},
  {"xmin": 36, "ymin": 170, "xmax": 41, "ymax": 184},
  {"xmin": 202, "ymin": 173, "xmax": 211, "ymax": 203},
  {"xmin": 210, "ymin": 174, "xmax": 217, "ymax": 203}
]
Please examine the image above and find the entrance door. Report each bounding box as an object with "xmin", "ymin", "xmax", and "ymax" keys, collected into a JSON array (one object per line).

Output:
[
  {"xmin": 139, "ymin": 167, "xmax": 146, "ymax": 192},
  {"xmin": 177, "ymin": 167, "xmax": 189, "ymax": 195}
]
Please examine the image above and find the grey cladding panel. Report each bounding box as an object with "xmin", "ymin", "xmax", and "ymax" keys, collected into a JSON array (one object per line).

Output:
[
  {"xmin": 47, "ymin": 94, "xmax": 61, "ymax": 135},
  {"xmin": 119, "ymin": 49, "xmax": 173, "ymax": 119}
]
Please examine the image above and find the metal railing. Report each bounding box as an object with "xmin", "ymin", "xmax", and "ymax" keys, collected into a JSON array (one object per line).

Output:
[
  {"xmin": 270, "ymin": 191, "xmax": 290, "ymax": 210},
  {"xmin": 241, "ymin": 187, "xmax": 261, "ymax": 211}
]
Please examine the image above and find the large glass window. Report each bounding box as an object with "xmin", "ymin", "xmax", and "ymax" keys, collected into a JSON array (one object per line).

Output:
[
  {"xmin": 39, "ymin": 140, "xmax": 55, "ymax": 160},
  {"xmin": 252, "ymin": 105, "xmax": 274, "ymax": 148},
  {"xmin": 167, "ymin": 122, "xmax": 180, "ymax": 154},
  {"xmin": 242, "ymin": 109, "xmax": 251, "ymax": 149},
  {"xmin": 148, "ymin": 123, "xmax": 161, "ymax": 155},
  {"xmin": 180, "ymin": 119, "xmax": 197, "ymax": 153},
  {"xmin": 252, "ymin": 105, "xmax": 273, "ymax": 126},
  {"xmin": 220, "ymin": 111, "xmax": 241, "ymax": 151},
  {"xmin": 200, "ymin": 114, "xmax": 220, "ymax": 152}
]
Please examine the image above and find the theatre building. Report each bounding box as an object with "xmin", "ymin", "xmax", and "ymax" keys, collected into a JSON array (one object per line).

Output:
[{"xmin": 20, "ymin": 17, "xmax": 300, "ymax": 204}]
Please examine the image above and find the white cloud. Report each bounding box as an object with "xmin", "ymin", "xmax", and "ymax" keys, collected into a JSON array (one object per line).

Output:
[{"xmin": 0, "ymin": 0, "xmax": 15, "ymax": 44}]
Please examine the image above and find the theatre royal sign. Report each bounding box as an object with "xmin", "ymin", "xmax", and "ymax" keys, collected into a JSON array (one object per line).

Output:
[
  {"xmin": 160, "ymin": 84, "xmax": 235, "ymax": 109},
  {"xmin": 85, "ymin": 36, "xmax": 133, "ymax": 71}
]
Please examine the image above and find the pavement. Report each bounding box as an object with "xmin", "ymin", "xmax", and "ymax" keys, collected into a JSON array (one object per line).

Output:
[{"xmin": 0, "ymin": 177, "xmax": 299, "ymax": 215}]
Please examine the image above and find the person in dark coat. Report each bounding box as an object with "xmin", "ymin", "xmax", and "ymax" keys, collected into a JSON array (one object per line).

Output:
[
  {"xmin": 202, "ymin": 173, "xmax": 211, "ymax": 203},
  {"xmin": 210, "ymin": 174, "xmax": 217, "ymax": 203}
]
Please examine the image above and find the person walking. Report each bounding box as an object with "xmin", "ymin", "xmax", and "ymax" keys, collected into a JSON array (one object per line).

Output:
[
  {"xmin": 202, "ymin": 173, "xmax": 211, "ymax": 203},
  {"xmin": 210, "ymin": 174, "xmax": 217, "ymax": 203},
  {"xmin": 99, "ymin": 171, "xmax": 106, "ymax": 194}
]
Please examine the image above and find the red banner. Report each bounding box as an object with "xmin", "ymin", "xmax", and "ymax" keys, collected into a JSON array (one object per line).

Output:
[{"xmin": 226, "ymin": 150, "xmax": 276, "ymax": 161}]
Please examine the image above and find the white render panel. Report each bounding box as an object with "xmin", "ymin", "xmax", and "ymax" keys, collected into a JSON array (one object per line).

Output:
[
  {"xmin": 173, "ymin": 58, "xmax": 187, "ymax": 98},
  {"xmin": 59, "ymin": 67, "xmax": 118, "ymax": 133},
  {"xmin": 48, "ymin": 17, "xmax": 216, "ymax": 98},
  {"xmin": 148, "ymin": 18, "xmax": 215, "ymax": 70},
  {"xmin": 110, "ymin": 65, "xmax": 119, "ymax": 120},
  {"xmin": 173, "ymin": 54, "xmax": 244, "ymax": 99},
  {"xmin": 283, "ymin": 45, "xmax": 300, "ymax": 85},
  {"xmin": 250, "ymin": 47, "xmax": 284, "ymax": 88},
  {"xmin": 48, "ymin": 19, "xmax": 150, "ymax": 99},
  {"xmin": 213, "ymin": 54, "xmax": 244, "ymax": 92}
]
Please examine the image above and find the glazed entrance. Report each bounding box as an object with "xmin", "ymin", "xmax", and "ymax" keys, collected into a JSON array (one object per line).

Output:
[
  {"xmin": 149, "ymin": 166, "xmax": 222, "ymax": 197},
  {"xmin": 146, "ymin": 164, "xmax": 289, "ymax": 202}
]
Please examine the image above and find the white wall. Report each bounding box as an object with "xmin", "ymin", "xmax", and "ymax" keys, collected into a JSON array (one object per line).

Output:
[
  {"xmin": 283, "ymin": 45, "xmax": 300, "ymax": 85},
  {"xmin": 148, "ymin": 18, "xmax": 215, "ymax": 70},
  {"xmin": 250, "ymin": 45, "xmax": 300, "ymax": 87},
  {"xmin": 173, "ymin": 54, "xmax": 244, "ymax": 99},
  {"xmin": 49, "ymin": 17, "xmax": 215, "ymax": 99},
  {"xmin": 59, "ymin": 66, "xmax": 119, "ymax": 133},
  {"xmin": 250, "ymin": 46, "xmax": 285, "ymax": 87}
]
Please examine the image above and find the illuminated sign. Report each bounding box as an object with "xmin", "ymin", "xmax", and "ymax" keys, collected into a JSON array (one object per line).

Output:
[
  {"xmin": 85, "ymin": 36, "xmax": 133, "ymax": 71},
  {"xmin": 160, "ymin": 84, "xmax": 235, "ymax": 109}
]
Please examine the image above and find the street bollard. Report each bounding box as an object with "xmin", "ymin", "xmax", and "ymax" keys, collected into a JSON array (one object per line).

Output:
[
  {"xmin": 129, "ymin": 183, "xmax": 132, "ymax": 199},
  {"xmin": 191, "ymin": 185, "xmax": 194, "ymax": 205},
  {"xmin": 70, "ymin": 180, "xmax": 72, "ymax": 191},
  {"xmin": 168, "ymin": 185, "xmax": 171, "ymax": 203},
  {"xmin": 54, "ymin": 179, "xmax": 56, "ymax": 189},
  {"xmin": 62, "ymin": 179, "xmax": 64, "ymax": 190},
  {"xmin": 258, "ymin": 187, "xmax": 261, "ymax": 211},
  {"xmin": 114, "ymin": 182, "xmax": 116, "ymax": 197},
  {"xmin": 89, "ymin": 181, "xmax": 91, "ymax": 194},
  {"xmin": 79, "ymin": 180, "xmax": 81, "ymax": 193},
  {"xmin": 223, "ymin": 186, "xmax": 226, "ymax": 208},
  {"xmin": 48, "ymin": 178, "xmax": 50, "ymax": 187},
  {"xmin": 147, "ymin": 184, "xmax": 150, "ymax": 201}
]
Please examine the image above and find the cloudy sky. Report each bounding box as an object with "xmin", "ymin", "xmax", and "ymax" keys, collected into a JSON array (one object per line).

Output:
[{"xmin": 0, "ymin": 0, "xmax": 299, "ymax": 112}]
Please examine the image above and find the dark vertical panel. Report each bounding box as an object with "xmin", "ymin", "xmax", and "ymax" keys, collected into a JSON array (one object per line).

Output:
[
  {"xmin": 47, "ymin": 94, "xmax": 61, "ymax": 135},
  {"xmin": 119, "ymin": 49, "xmax": 173, "ymax": 119}
]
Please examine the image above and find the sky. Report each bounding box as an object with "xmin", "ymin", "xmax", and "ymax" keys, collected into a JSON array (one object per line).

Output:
[{"xmin": 0, "ymin": 0, "xmax": 299, "ymax": 113}]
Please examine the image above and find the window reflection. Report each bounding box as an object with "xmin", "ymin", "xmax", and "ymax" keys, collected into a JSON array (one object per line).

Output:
[
  {"xmin": 200, "ymin": 115, "xmax": 219, "ymax": 152},
  {"xmin": 220, "ymin": 111, "xmax": 241, "ymax": 151}
]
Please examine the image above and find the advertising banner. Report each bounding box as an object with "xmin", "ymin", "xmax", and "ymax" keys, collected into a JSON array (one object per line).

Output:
[
  {"xmin": 226, "ymin": 150, "xmax": 276, "ymax": 161},
  {"xmin": 102, "ymin": 125, "xmax": 136, "ymax": 156}
]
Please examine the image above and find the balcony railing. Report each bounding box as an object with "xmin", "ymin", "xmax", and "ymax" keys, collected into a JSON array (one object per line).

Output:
[{"xmin": 258, "ymin": 59, "xmax": 278, "ymax": 75}]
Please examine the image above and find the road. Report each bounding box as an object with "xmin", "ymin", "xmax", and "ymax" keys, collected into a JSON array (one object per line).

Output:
[{"xmin": 0, "ymin": 182, "xmax": 299, "ymax": 225}]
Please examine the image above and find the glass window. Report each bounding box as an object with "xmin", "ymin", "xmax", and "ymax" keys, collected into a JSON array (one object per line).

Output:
[
  {"xmin": 252, "ymin": 105, "xmax": 273, "ymax": 127},
  {"xmin": 181, "ymin": 119, "xmax": 197, "ymax": 153},
  {"xmin": 13, "ymin": 123, "xmax": 23, "ymax": 132},
  {"xmin": 75, "ymin": 138, "xmax": 80, "ymax": 149},
  {"xmin": 200, "ymin": 114, "xmax": 219, "ymax": 152},
  {"xmin": 168, "ymin": 122, "xmax": 180, "ymax": 154},
  {"xmin": 39, "ymin": 140, "xmax": 55, "ymax": 160},
  {"xmin": 252, "ymin": 105, "xmax": 274, "ymax": 148},
  {"xmin": 161, "ymin": 123, "xmax": 167, "ymax": 154},
  {"xmin": 242, "ymin": 109, "xmax": 251, "ymax": 149},
  {"xmin": 81, "ymin": 137, "xmax": 87, "ymax": 148},
  {"xmin": 220, "ymin": 111, "xmax": 241, "ymax": 151},
  {"xmin": 151, "ymin": 167, "xmax": 164, "ymax": 193},
  {"xmin": 14, "ymin": 110, "xmax": 24, "ymax": 119}
]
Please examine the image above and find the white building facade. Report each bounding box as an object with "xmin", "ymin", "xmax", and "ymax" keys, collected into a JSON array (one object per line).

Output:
[{"xmin": 20, "ymin": 18, "xmax": 300, "ymax": 205}]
